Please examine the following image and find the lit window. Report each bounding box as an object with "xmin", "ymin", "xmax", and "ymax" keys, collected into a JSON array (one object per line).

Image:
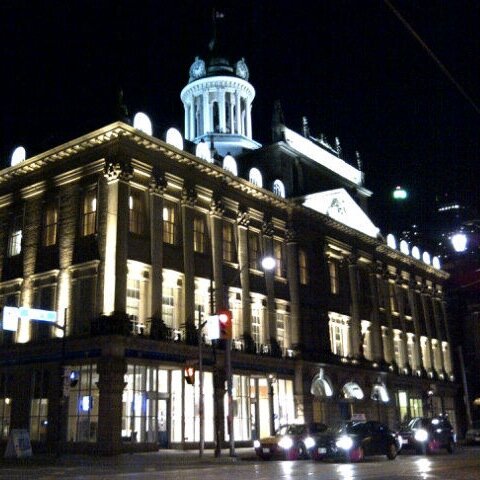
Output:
[
  {"xmin": 7, "ymin": 212, "xmax": 23, "ymax": 257},
  {"xmin": 129, "ymin": 191, "xmax": 145, "ymax": 235},
  {"xmin": 30, "ymin": 370, "xmax": 49, "ymax": 442},
  {"xmin": 127, "ymin": 278, "xmax": 143, "ymax": 335},
  {"xmin": 276, "ymin": 311, "xmax": 287, "ymax": 350},
  {"xmin": 328, "ymin": 259, "xmax": 339, "ymax": 294},
  {"xmin": 193, "ymin": 215, "xmax": 207, "ymax": 253},
  {"xmin": 298, "ymin": 249, "xmax": 308, "ymax": 285},
  {"xmin": 248, "ymin": 231, "xmax": 261, "ymax": 269},
  {"xmin": 43, "ymin": 202, "xmax": 58, "ymax": 247},
  {"xmin": 223, "ymin": 155, "xmax": 238, "ymax": 175},
  {"xmin": 223, "ymin": 221, "xmax": 236, "ymax": 263},
  {"xmin": 328, "ymin": 313, "xmax": 350, "ymax": 357},
  {"xmin": 196, "ymin": 141, "xmax": 211, "ymax": 162},
  {"xmin": 249, "ymin": 168, "xmax": 263, "ymax": 188},
  {"xmin": 166, "ymin": 127, "xmax": 184, "ymax": 150},
  {"xmin": 82, "ymin": 189, "xmax": 97, "ymax": 236},
  {"xmin": 162, "ymin": 287, "xmax": 175, "ymax": 329},
  {"xmin": 251, "ymin": 304, "xmax": 263, "ymax": 351},
  {"xmin": 272, "ymin": 180, "xmax": 285, "ymax": 198},
  {"xmin": 273, "ymin": 239, "xmax": 284, "ymax": 277},
  {"xmin": 163, "ymin": 202, "xmax": 176, "ymax": 245}
]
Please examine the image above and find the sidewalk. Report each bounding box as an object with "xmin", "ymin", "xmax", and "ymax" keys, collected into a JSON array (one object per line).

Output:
[{"xmin": 0, "ymin": 447, "xmax": 257, "ymax": 470}]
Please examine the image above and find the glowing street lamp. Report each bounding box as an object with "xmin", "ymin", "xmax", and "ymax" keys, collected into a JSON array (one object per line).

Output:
[{"xmin": 451, "ymin": 233, "xmax": 467, "ymax": 253}]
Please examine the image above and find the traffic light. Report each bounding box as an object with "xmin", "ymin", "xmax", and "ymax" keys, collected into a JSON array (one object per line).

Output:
[
  {"xmin": 184, "ymin": 365, "xmax": 195, "ymax": 385},
  {"xmin": 218, "ymin": 310, "xmax": 232, "ymax": 340}
]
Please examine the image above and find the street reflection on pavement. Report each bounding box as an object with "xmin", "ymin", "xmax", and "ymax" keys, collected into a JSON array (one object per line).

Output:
[{"xmin": 336, "ymin": 463, "xmax": 354, "ymax": 480}]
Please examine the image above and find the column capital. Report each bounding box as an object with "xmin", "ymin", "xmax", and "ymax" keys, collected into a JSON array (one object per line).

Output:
[
  {"xmin": 148, "ymin": 173, "xmax": 167, "ymax": 195},
  {"xmin": 347, "ymin": 253, "xmax": 358, "ymax": 267},
  {"xmin": 236, "ymin": 209, "xmax": 250, "ymax": 228},
  {"xmin": 181, "ymin": 187, "xmax": 197, "ymax": 207},
  {"xmin": 209, "ymin": 197, "xmax": 225, "ymax": 217},
  {"xmin": 262, "ymin": 220, "xmax": 274, "ymax": 237},
  {"xmin": 285, "ymin": 228, "xmax": 298, "ymax": 243},
  {"xmin": 104, "ymin": 160, "xmax": 133, "ymax": 183}
]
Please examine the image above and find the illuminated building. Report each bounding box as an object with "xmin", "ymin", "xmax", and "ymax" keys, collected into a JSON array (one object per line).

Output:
[{"xmin": 0, "ymin": 43, "xmax": 459, "ymax": 454}]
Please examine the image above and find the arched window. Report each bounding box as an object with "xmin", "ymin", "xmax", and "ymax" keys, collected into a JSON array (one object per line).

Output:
[
  {"xmin": 272, "ymin": 179, "xmax": 286, "ymax": 198},
  {"xmin": 249, "ymin": 168, "xmax": 263, "ymax": 188},
  {"xmin": 196, "ymin": 141, "xmax": 211, "ymax": 162},
  {"xmin": 371, "ymin": 382, "xmax": 390, "ymax": 403},
  {"xmin": 386, "ymin": 233, "xmax": 397, "ymax": 250},
  {"xmin": 342, "ymin": 382, "xmax": 364, "ymax": 400},
  {"xmin": 310, "ymin": 369, "xmax": 333, "ymax": 398},
  {"xmin": 223, "ymin": 155, "xmax": 238, "ymax": 175},
  {"xmin": 166, "ymin": 128, "xmax": 184, "ymax": 150}
]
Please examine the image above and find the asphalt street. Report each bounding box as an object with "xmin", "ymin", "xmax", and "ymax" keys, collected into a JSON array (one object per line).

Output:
[{"xmin": 0, "ymin": 445, "xmax": 479, "ymax": 479}]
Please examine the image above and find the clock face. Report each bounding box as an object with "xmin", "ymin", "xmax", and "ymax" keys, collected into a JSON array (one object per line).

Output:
[
  {"xmin": 236, "ymin": 60, "xmax": 249, "ymax": 80},
  {"xmin": 189, "ymin": 58, "xmax": 205, "ymax": 79}
]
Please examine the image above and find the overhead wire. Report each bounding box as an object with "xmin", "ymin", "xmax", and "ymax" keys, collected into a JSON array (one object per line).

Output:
[{"xmin": 383, "ymin": 0, "xmax": 480, "ymax": 116}]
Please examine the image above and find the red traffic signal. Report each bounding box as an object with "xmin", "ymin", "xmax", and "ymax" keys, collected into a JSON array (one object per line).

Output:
[
  {"xmin": 218, "ymin": 310, "xmax": 232, "ymax": 340},
  {"xmin": 184, "ymin": 365, "xmax": 195, "ymax": 385}
]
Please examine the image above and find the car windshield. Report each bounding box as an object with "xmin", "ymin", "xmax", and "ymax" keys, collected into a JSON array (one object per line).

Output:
[
  {"xmin": 327, "ymin": 421, "xmax": 364, "ymax": 434},
  {"xmin": 310, "ymin": 423, "xmax": 329, "ymax": 434},
  {"xmin": 400, "ymin": 418, "xmax": 419, "ymax": 430},
  {"xmin": 275, "ymin": 424, "xmax": 306, "ymax": 436}
]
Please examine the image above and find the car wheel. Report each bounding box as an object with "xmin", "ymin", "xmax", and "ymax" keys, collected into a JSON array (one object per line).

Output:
[
  {"xmin": 386, "ymin": 443, "xmax": 398, "ymax": 460},
  {"xmin": 348, "ymin": 446, "xmax": 364, "ymax": 462},
  {"xmin": 447, "ymin": 439, "xmax": 455, "ymax": 454}
]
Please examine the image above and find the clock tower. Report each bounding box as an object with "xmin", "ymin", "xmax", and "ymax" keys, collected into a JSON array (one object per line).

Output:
[{"xmin": 180, "ymin": 47, "xmax": 260, "ymax": 157}]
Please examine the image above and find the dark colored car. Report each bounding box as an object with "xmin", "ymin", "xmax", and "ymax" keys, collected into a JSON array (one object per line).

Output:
[
  {"xmin": 309, "ymin": 421, "xmax": 400, "ymax": 462},
  {"xmin": 465, "ymin": 421, "xmax": 480, "ymax": 445},
  {"xmin": 398, "ymin": 416, "xmax": 456, "ymax": 454},
  {"xmin": 253, "ymin": 423, "xmax": 328, "ymax": 460}
]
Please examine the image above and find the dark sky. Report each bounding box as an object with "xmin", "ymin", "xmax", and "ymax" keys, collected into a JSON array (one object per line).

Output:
[{"xmin": 1, "ymin": 1, "xmax": 479, "ymax": 233}]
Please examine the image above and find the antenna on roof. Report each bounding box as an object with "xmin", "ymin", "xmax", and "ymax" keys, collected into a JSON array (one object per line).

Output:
[
  {"xmin": 117, "ymin": 88, "xmax": 130, "ymax": 124},
  {"xmin": 272, "ymin": 100, "xmax": 286, "ymax": 142},
  {"xmin": 302, "ymin": 116, "xmax": 310, "ymax": 138}
]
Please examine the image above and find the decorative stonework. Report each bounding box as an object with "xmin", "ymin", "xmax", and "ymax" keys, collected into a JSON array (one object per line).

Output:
[
  {"xmin": 236, "ymin": 209, "xmax": 250, "ymax": 227},
  {"xmin": 104, "ymin": 161, "xmax": 133, "ymax": 183},
  {"xmin": 209, "ymin": 198, "xmax": 224, "ymax": 217},
  {"xmin": 181, "ymin": 187, "xmax": 197, "ymax": 207},
  {"xmin": 262, "ymin": 220, "xmax": 274, "ymax": 237},
  {"xmin": 285, "ymin": 228, "xmax": 297, "ymax": 243},
  {"xmin": 148, "ymin": 174, "xmax": 167, "ymax": 195}
]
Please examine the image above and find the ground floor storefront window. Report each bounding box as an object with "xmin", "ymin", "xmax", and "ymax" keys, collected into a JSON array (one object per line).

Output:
[{"xmin": 67, "ymin": 364, "xmax": 99, "ymax": 442}]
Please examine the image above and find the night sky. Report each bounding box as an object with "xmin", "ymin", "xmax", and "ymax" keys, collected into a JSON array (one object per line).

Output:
[{"xmin": 1, "ymin": 1, "xmax": 479, "ymax": 234}]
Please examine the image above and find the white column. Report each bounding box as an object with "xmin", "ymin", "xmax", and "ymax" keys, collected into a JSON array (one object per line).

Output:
[
  {"xmin": 236, "ymin": 92, "xmax": 242, "ymax": 135},
  {"xmin": 246, "ymin": 100, "xmax": 253, "ymax": 138},
  {"xmin": 219, "ymin": 91, "xmax": 226, "ymax": 133},
  {"xmin": 190, "ymin": 99, "xmax": 196, "ymax": 139},
  {"xmin": 202, "ymin": 92, "xmax": 210, "ymax": 135},
  {"xmin": 184, "ymin": 103, "xmax": 189, "ymax": 139}
]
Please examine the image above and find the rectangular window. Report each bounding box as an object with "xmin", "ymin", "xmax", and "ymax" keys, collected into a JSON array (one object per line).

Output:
[
  {"xmin": 298, "ymin": 249, "xmax": 309, "ymax": 285},
  {"xmin": 0, "ymin": 374, "xmax": 12, "ymax": 440},
  {"xmin": 162, "ymin": 287, "xmax": 175, "ymax": 330},
  {"xmin": 66, "ymin": 364, "xmax": 99, "ymax": 443},
  {"xmin": 129, "ymin": 190, "xmax": 145, "ymax": 235},
  {"xmin": 389, "ymin": 283, "xmax": 398, "ymax": 313},
  {"xmin": 30, "ymin": 370, "xmax": 49, "ymax": 442},
  {"xmin": 223, "ymin": 221, "xmax": 236, "ymax": 263},
  {"xmin": 82, "ymin": 189, "xmax": 97, "ymax": 236},
  {"xmin": 8, "ymin": 211, "xmax": 23, "ymax": 257},
  {"xmin": 193, "ymin": 215, "xmax": 207, "ymax": 253},
  {"xmin": 328, "ymin": 259, "xmax": 339, "ymax": 294},
  {"xmin": 163, "ymin": 202, "xmax": 177, "ymax": 244},
  {"xmin": 248, "ymin": 231, "xmax": 261, "ymax": 270},
  {"xmin": 276, "ymin": 312, "xmax": 286, "ymax": 350},
  {"xmin": 251, "ymin": 304, "xmax": 262, "ymax": 351},
  {"xmin": 328, "ymin": 316, "xmax": 349, "ymax": 357},
  {"xmin": 273, "ymin": 239, "xmax": 284, "ymax": 277},
  {"xmin": 127, "ymin": 278, "xmax": 143, "ymax": 334},
  {"xmin": 43, "ymin": 202, "xmax": 58, "ymax": 247}
]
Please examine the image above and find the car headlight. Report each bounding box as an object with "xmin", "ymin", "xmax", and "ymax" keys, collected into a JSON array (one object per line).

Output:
[
  {"xmin": 253, "ymin": 440, "xmax": 261, "ymax": 449},
  {"xmin": 278, "ymin": 436, "xmax": 293, "ymax": 450},
  {"xmin": 336, "ymin": 435, "xmax": 353, "ymax": 450},
  {"xmin": 304, "ymin": 436, "xmax": 315, "ymax": 449},
  {"xmin": 398, "ymin": 435, "xmax": 404, "ymax": 446},
  {"xmin": 414, "ymin": 429, "xmax": 429, "ymax": 442}
]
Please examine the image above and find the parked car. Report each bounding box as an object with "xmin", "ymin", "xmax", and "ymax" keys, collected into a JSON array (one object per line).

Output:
[
  {"xmin": 253, "ymin": 422, "xmax": 328, "ymax": 460},
  {"xmin": 397, "ymin": 415, "xmax": 456, "ymax": 454},
  {"xmin": 465, "ymin": 420, "xmax": 480, "ymax": 445},
  {"xmin": 309, "ymin": 420, "xmax": 400, "ymax": 462}
]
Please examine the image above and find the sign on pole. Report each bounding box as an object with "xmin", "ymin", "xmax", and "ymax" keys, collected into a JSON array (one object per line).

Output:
[
  {"xmin": 2, "ymin": 307, "xmax": 19, "ymax": 332},
  {"xmin": 4, "ymin": 429, "xmax": 32, "ymax": 458}
]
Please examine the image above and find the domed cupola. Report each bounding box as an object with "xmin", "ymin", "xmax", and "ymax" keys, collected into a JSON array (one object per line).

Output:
[{"xmin": 181, "ymin": 30, "xmax": 260, "ymax": 157}]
